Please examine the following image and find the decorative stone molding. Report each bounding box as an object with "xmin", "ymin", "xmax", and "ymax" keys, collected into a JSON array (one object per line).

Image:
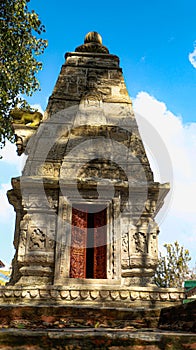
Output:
[{"xmin": 0, "ymin": 286, "xmax": 184, "ymax": 307}]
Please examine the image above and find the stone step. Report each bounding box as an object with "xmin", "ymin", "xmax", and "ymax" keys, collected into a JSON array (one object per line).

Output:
[{"xmin": 0, "ymin": 328, "xmax": 196, "ymax": 350}]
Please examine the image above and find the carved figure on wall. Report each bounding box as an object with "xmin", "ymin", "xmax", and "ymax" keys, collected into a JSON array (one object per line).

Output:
[
  {"xmin": 145, "ymin": 199, "xmax": 157, "ymax": 216},
  {"xmin": 133, "ymin": 231, "xmax": 148, "ymax": 254},
  {"xmin": 121, "ymin": 231, "xmax": 129, "ymax": 268},
  {"xmin": 17, "ymin": 214, "xmax": 31, "ymax": 256},
  {"xmin": 83, "ymin": 92, "xmax": 102, "ymax": 107},
  {"xmin": 29, "ymin": 228, "xmax": 46, "ymax": 250},
  {"xmin": 122, "ymin": 232, "xmax": 128, "ymax": 253},
  {"xmin": 38, "ymin": 163, "xmax": 60, "ymax": 179},
  {"xmin": 15, "ymin": 136, "xmax": 24, "ymax": 156},
  {"xmin": 10, "ymin": 108, "xmax": 43, "ymax": 127},
  {"xmin": 18, "ymin": 228, "xmax": 27, "ymax": 257},
  {"xmin": 20, "ymin": 229, "xmax": 27, "ymax": 246},
  {"xmin": 148, "ymin": 220, "xmax": 159, "ymax": 256}
]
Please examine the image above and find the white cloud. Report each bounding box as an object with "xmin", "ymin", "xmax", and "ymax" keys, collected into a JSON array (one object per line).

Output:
[
  {"xmin": 133, "ymin": 92, "xmax": 196, "ymax": 265},
  {"xmin": 0, "ymin": 183, "xmax": 15, "ymax": 265},
  {"xmin": 0, "ymin": 183, "xmax": 14, "ymax": 222},
  {"xmin": 189, "ymin": 42, "xmax": 196, "ymax": 68},
  {"xmin": 31, "ymin": 104, "xmax": 44, "ymax": 114},
  {"xmin": 0, "ymin": 141, "xmax": 27, "ymax": 172}
]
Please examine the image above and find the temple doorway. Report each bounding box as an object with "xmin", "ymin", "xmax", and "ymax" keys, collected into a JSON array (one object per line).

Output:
[{"xmin": 70, "ymin": 206, "xmax": 107, "ymax": 279}]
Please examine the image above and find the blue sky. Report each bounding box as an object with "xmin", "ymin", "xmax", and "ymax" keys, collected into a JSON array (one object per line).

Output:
[
  {"xmin": 26, "ymin": 0, "xmax": 196, "ymax": 122},
  {"xmin": 0, "ymin": 0, "xmax": 196, "ymax": 268}
]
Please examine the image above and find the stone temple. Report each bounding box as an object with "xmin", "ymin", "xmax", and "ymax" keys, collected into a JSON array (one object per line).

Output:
[{"xmin": 3, "ymin": 32, "xmax": 183, "ymax": 307}]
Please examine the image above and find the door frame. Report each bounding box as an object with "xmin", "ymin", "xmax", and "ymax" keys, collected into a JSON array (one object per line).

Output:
[{"xmin": 54, "ymin": 196, "xmax": 121, "ymax": 285}]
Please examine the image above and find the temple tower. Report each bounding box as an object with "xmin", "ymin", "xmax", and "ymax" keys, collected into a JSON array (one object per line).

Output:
[{"xmin": 5, "ymin": 32, "xmax": 183, "ymax": 307}]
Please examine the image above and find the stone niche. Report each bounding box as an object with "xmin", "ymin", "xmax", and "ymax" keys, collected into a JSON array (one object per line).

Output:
[{"xmin": 3, "ymin": 32, "xmax": 183, "ymax": 307}]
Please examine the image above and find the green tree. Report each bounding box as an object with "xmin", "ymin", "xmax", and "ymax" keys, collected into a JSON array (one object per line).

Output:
[
  {"xmin": 154, "ymin": 241, "xmax": 192, "ymax": 288},
  {"xmin": 0, "ymin": 0, "xmax": 47, "ymax": 151}
]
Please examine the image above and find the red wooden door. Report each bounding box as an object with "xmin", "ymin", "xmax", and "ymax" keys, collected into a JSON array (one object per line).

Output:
[
  {"xmin": 70, "ymin": 206, "xmax": 107, "ymax": 279},
  {"xmin": 93, "ymin": 209, "xmax": 107, "ymax": 279},
  {"xmin": 69, "ymin": 207, "xmax": 87, "ymax": 278}
]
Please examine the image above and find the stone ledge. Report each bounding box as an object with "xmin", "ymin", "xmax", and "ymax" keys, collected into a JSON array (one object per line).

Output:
[
  {"xmin": 0, "ymin": 329, "xmax": 196, "ymax": 350},
  {"xmin": 0, "ymin": 286, "xmax": 184, "ymax": 308},
  {"xmin": 65, "ymin": 51, "xmax": 120, "ymax": 64}
]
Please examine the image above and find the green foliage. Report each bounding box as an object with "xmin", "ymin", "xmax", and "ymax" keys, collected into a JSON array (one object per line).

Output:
[
  {"xmin": 154, "ymin": 241, "xmax": 192, "ymax": 288},
  {"xmin": 0, "ymin": 0, "xmax": 47, "ymax": 150}
]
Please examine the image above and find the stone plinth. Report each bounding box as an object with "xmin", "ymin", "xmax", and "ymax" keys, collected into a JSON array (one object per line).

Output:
[{"xmin": 0, "ymin": 285, "xmax": 184, "ymax": 309}]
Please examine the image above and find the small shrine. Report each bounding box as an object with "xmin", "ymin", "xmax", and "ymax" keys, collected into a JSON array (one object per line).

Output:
[{"xmin": 3, "ymin": 32, "xmax": 184, "ymax": 307}]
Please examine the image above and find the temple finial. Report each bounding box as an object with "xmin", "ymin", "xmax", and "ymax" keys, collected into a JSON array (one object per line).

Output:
[
  {"xmin": 84, "ymin": 31, "xmax": 102, "ymax": 45},
  {"xmin": 75, "ymin": 31, "xmax": 109, "ymax": 54}
]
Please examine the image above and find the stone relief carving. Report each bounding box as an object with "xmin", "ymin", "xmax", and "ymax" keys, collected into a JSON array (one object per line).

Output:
[
  {"xmin": 122, "ymin": 232, "xmax": 128, "ymax": 254},
  {"xmin": 0, "ymin": 286, "xmax": 184, "ymax": 304},
  {"xmin": 82, "ymin": 92, "xmax": 103, "ymax": 107},
  {"xmin": 149, "ymin": 232, "xmax": 157, "ymax": 256},
  {"xmin": 121, "ymin": 231, "xmax": 129, "ymax": 268},
  {"xmin": 47, "ymin": 195, "xmax": 58, "ymax": 210},
  {"xmin": 23, "ymin": 191, "xmax": 58, "ymax": 211},
  {"xmin": 38, "ymin": 163, "xmax": 60, "ymax": 178},
  {"xmin": 148, "ymin": 220, "xmax": 159, "ymax": 256},
  {"xmin": 121, "ymin": 220, "xmax": 159, "ymax": 264},
  {"xmin": 133, "ymin": 231, "xmax": 148, "ymax": 254},
  {"xmin": 15, "ymin": 136, "xmax": 24, "ymax": 156},
  {"xmin": 130, "ymin": 219, "xmax": 159, "ymax": 257},
  {"xmin": 18, "ymin": 214, "xmax": 31, "ymax": 256},
  {"xmin": 11, "ymin": 108, "xmax": 43, "ymax": 127},
  {"xmin": 24, "ymin": 196, "xmax": 48, "ymax": 210},
  {"xmin": 144, "ymin": 199, "xmax": 156, "ymax": 216},
  {"xmin": 28, "ymin": 227, "xmax": 46, "ymax": 250},
  {"xmin": 19, "ymin": 229, "xmax": 27, "ymax": 251},
  {"xmin": 27, "ymin": 225, "xmax": 56, "ymax": 252}
]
